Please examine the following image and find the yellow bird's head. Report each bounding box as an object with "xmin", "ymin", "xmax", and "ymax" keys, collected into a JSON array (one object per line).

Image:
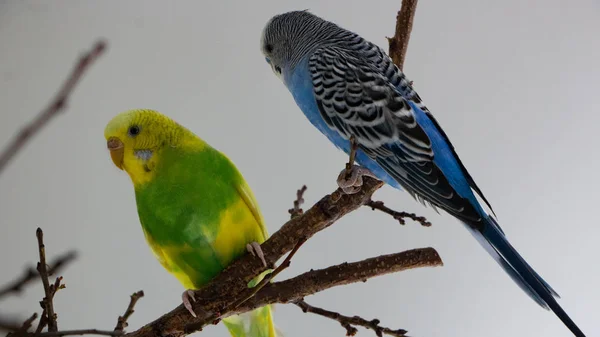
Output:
[{"xmin": 104, "ymin": 109, "xmax": 192, "ymax": 185}]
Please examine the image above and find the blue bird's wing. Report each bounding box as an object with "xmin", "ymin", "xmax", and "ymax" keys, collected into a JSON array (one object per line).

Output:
[
  {"xmin": 307, "ymin": 47, "xmax": 587, "ymax": 337},
  {"xmin": 308, "ymin": 46, "xmax": 489, "ymax": 223}
]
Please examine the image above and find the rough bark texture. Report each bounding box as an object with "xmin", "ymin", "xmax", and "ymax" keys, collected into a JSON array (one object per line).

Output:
[
  {"xmin": 128, "ymin": 247, "xmax": 442, "ymax": 337},
  {"xmin": 388, "ymin": 0, "xmax": 418, "ymax": 70}
]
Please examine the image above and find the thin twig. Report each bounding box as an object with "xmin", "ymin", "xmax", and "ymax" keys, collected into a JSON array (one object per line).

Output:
[
  {"xmin": 294, "ymin": 300, "xmax": 407, "ymax": 337},
  {"xmin": 288, "ymin": 185, "xmax": 307, "ymax": 219},
  {"xmin": 35, "ymin": 311, "xmax": 47, "ymax": 334},
  {"xmin": 23, "ymin": 329, "xmax": 124, "ymax": 337},
  {"xmin": 19, "ymin": 313, "xmax": 39, "ymax": 333},
  {"xmin": 36, "ymin": 228, "xmax": 58, "ymax": 332},
  {"xmin": 3, "ymin": 313, "xmax": 40, "ymax": 335},
  {"xmin": 366, "ymin": 200, "xmax": 431, "ymax": 227},
  {"xmin": 228, "ymin": 237, "xmax": 307, "ymax": 312},
  {"xmin": 0, "ymin": 252, "xmax": 76, "ymax": 299},
  {"xmin": 0, "ymin": 40, "xmax": 106, "ymax": 175},
  {"xmin": 114, "ymin": 291, "xmax": 144, "ymax": 333},
  {"xmin": 388, "ymin": 0, "xmax": 418, "ymax": 70}
]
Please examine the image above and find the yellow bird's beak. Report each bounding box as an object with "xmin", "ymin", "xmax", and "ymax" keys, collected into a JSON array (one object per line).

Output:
[{"xmin": 107, "ymin": 137, "xmax": 124, "ymax": 170}]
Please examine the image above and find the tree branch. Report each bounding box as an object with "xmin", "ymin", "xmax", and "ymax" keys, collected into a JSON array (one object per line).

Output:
[
  {"xmin": 36, "ymin": 228, "xmax": 58, "ymax": 332},
  {"xmin": 0, "ymin": 40, "xmax": 106, "ymax": 175},
  {"xmin": 124, "ymin": 247, "xmax": 441, "ymax": 337},
  {"xmin": 388, "ymin": 0, "xmax": 418, "ymax": 70},
  {"xmin": 288, "ymin": 185, "xmax": 307, "ymax": 219},
  {"xmin": 365, "ymin": 200, "xmax": 431, "ymax": 227},
  {"xmin": 294, "ymin": 300, "xmax": 407, "ymax": 337},
  {"xmin": 22, "ymin": 329, "xmax": 125, "ymax": 337},
  {"xmin": 114, "ymin": 291, "xmax": 145, "ymax": 333},
  {"xmin": 0, "ymin": 251, "xmax": 76, "ymax": 299}
]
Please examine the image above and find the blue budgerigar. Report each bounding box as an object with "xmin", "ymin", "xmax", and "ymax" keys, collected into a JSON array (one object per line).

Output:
[{"xmin": 260, "ymin": 10, "xmax": 585, "ymax": 337}]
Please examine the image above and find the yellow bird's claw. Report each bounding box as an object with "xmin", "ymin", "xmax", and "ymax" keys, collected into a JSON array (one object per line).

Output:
[
  {"xmin": 246, "ymin": 242, "xmax": 267, "ymax": 267},
  {"xmin": 182, "ymin": 289, "xmax": 197, "ymax": 317}
]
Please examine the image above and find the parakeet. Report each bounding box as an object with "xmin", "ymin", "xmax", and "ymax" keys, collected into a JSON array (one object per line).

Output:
[
  {"xmin": 104, "ymin": 109, "xmax": 276, "ymax": 337},
  {"xmin": 260, "ymin": 10, "xmax": 585, "ymax": 337}
]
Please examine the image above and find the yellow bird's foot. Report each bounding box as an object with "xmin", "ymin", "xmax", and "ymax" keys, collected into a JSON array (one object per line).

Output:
[
  {"xmin": 337, "ymin": 165, "xmax": 377, "ymax": 194},
  {"xmin": 182, "ymin": 289, "xmax": 197, "ymax": 317},
  {"xmin": 246, "ymin": 241, "xmax": 267, "ymax": 267}
]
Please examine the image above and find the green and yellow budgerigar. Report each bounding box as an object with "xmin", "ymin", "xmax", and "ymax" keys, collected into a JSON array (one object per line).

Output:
[{"xmin": 104, "ymin": 109, "xmax": 276, "ymax": 337}]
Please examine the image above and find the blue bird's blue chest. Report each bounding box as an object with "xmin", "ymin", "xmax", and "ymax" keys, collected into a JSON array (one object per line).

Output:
[
  {"xmin": 285, "ymin": 59, "xmax": 348, "ymax": 150},
  {"xmin": 284, "ymin": 59, "xmax": 401, "ymax": 188}
]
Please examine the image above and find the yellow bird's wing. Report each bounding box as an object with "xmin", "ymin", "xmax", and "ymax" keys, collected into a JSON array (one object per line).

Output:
[{"xmin": 235, "ymin": 179, "xmax": 269, "ymax": 242}]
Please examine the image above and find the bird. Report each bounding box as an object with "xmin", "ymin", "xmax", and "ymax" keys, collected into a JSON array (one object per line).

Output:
[
  {"xmin": 104, "ymin": 109, "xmax": 276, "ymax": 337},
  {"xmin": 260, "ymin": 10, "xmax": 585, "ymax": 337}
]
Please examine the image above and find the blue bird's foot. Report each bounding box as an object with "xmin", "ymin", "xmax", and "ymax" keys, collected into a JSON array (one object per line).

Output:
[
  {"xmin": 337, "ymin": 165, "xmax": 378, "ymax": 194},
  {"xmin": 182, "ymin": 289, "xmax": 197, "ymax": 317},
  {"xmin": 246, "ymin": 241, "xmax": 267, "ymax": 267}
]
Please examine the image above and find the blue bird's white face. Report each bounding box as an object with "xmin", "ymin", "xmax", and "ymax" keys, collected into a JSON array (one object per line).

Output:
[
  {"xmin": 264, "ymin": 56, "xmax": 282, "ymax": 81},
  {"xmin": 261, "ymin": 10, "xmax": 338, "ymax": 83},
  {"xmin": 260, "ymin": 20, "xmax": 284, "ymax": 81}
]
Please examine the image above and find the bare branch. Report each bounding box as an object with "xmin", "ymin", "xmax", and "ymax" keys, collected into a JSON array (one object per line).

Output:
[
  {"xmin": 36, "ymin": 228, "xmax": 58, "ymax": 332},
  {"xmin": 365, "ymin": 200, "xmax": 431, "ymax": 227},
  {"xmin": 35, "ymin": 311, "xmax": 47, "ymax": 334},
  {"xmin": 388, "ymin": 0, "xmax": 418, "ymax": 70},
  {"xmin": 123, "ymin": 247, "xmax": 441, "ymax": 337},
  {"xmin": 24, "ymin": 329, "xmax": 124, "ymax": 337},
  {"xmin": 114, "ymin": 291, "xmax": 144, "ymax": 333},
  {"xmin": 0, "ymin": 40, "xmax": 106, "ymax": 175},
  {"xmin": 294, "ymin": 300, "xmax": 407, "ymax": 337},
  {"xmin": 0, "ymin": 252, "xmax": 76, "ymax": 300},
  {"xmin": 288, "ymin": 185, "xmax": 307, "ymax": 219},
  {"xmin": 19, "ymin": 313, "xmax": 39, "ymax": 333}
]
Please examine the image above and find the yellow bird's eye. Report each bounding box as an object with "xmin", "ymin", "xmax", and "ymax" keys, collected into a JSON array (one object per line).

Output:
[{"xmin": 128, "ymin": 125, "xmax": 140, "ymax": 137}]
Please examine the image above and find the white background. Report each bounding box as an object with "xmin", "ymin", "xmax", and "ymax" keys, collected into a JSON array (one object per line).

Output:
[{"xmin": 1, "ymin": 1, "xmax": 598, "ymax": 336}]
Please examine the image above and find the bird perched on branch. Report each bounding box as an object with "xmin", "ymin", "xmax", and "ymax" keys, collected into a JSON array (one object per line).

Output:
[
  {"xmin": 260, "ymin": 10, "xmax": 585, "ymax": 337},
  {"xmin": 104, "ymin": 109, "xmax": 276, "ymax": 337}
]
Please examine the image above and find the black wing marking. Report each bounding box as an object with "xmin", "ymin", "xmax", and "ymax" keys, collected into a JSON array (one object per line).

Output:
[{"xmin": 309, "ymin": 47, "xmax": 484, "ymax": 226}]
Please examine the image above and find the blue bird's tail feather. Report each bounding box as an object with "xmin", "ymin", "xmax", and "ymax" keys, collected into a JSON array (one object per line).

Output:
[{"xmin": 464, "ymin": 216, "xmax": 585, "ymax": 337}]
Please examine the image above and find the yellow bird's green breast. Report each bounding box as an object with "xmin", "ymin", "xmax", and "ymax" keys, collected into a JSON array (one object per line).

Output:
[{"xmin": 134, "ymin": 144, "xmax": 267, "ymax": 289}]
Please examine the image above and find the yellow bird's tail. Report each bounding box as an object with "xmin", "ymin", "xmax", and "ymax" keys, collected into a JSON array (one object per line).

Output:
[{"xmin": 222, "ymin": 305, "xmax": 277, "ymax": 337}]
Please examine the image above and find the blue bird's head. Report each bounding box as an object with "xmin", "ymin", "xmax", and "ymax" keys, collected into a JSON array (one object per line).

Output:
[{"xmin": 260, "ymin": 10, "xmax": 343, "ymax": 82}]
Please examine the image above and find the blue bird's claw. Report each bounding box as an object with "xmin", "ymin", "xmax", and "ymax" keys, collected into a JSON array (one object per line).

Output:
[{"xmin": 337, "ymin": 165, "xmax": 377, "ymax": 194}]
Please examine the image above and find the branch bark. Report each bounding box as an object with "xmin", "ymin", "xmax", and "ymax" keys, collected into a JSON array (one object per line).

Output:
[
  {"xmin": 294, "ymin": 300, "xmax": 407, "ymax": 337},
  {"xmin": 36, "ymin": 228, "xmax": 58, "ymax": 332},
  {"xmin": 0, "ymin": 40, "xmax": 106, "ymax": 175},
  {"xmin": 0, "ymin": 251, "xmax": 76, "ymax": 299},
  {"xmin": 128, "ymin": 247, "xmax": 441, "ymax": 337},
  {"xmin": 114, "ymin": 291, "xmax": 145, "ymax": 333},
  {"xmin": 388, "ymin": 0, "xmax": 418, "ymax": 70}
]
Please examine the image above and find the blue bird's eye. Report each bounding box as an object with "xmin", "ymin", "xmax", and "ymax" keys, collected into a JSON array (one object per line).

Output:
[{"xmin": 265, "ymin": 57, "xmax": 271, "ymax": 64}]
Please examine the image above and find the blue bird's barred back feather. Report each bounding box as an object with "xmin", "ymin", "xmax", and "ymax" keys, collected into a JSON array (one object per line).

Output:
[{"xmin": 308, "ymin": 46, "xmax": 490, "ymax": 224}]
